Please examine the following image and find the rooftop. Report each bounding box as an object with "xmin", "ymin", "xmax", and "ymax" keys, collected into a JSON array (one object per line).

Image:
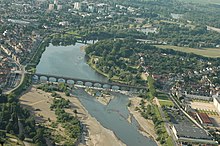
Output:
[
  {"xmin": 197, "ymin": 112, "xmax": 212, "ymax": 124},
  {"xmin": 173, "ymin": 124, "xmax": 212, "ymax": 140}
]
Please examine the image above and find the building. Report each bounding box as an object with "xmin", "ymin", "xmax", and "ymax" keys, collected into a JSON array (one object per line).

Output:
[
  {"xmin": 58, "ymin": 21, "xmax": 68, "ymax": 26},
  {"xmin": 74, "ymin": 2, "xmax": 88, "ymax": 11},
  {"xmin": 185, "ymin": 94, "xmax": 213, "ymax": 101},
  {"xmin": 54, "ymin": 0, "xmax": 58, "ymax": 5},
  {"xmin": 213, "ymin": 95, "xmax": 220, "ymax": 113},
  {"xmin": 172, "ymin": 124, "xmax": 217, "ymax": 145},
  {"xmin": 48, "ymin": 4, "xmax": 54, "ymax": 10},
  {"xmin": 196, "ymin": 112, "xmax": 213, "ymax": 126},
  {"xmin": 74, "ymin": 2, "xmax": 81, "ymax": 10},
  {"xmin": 57, "ymin": 5, "xmax": 62, "ymax": 10},
  {"xmin": 88, "ymin": 4, "xmax": 96, "ymax": 13},
  {"xmin": 97, "ymin": 3, "xmax": 108, "ymax": 13}
]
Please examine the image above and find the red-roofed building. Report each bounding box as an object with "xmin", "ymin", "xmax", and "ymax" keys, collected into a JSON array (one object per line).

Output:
[{"xmin": 197, "ymin": 112, "xmax": 213, "ymax": 126}]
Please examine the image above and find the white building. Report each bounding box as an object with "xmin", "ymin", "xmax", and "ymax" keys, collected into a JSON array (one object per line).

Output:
[
  {"xmin": 57, "ymin": 5, "xmax": 62, "ymax": 10},
  {"xmin": 54, "ymin": 0, "xmax": 58, "ymax": 5},
  {"xmin": 74, "ymin": 2, "xmax": 81, "ymax": 10},
  {"xmin": 48, "ymin": 4, "xmax": 54, "ymax": 10},
  {"xmin": 213, "ymin": 95, "xmax": 220, "ymax": 113},
  {"xmin": 59, "ymin": 21, "xmax": 69, "ymax": 26}
]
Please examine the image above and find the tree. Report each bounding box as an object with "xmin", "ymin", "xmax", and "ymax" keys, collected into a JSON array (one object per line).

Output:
[
  {"xmin": 65, "ymin": 91, "xmax": 70, "ymax": 96},
  {"xmin": 73, "ymin": 109, "xmax": 77, "ymax": 117},
  {"xmin": 108, "ymin": 71, "xmax": 113, "ymax": 78}
]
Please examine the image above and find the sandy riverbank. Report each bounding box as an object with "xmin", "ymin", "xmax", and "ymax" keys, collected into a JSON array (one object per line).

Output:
[
  {"xmin": 128, "ymin": 97, "xmax": 161, "ymax": 146},
  {"xmin": 20, "ymin": 87, "xmax": 125, "ymax": 146}
]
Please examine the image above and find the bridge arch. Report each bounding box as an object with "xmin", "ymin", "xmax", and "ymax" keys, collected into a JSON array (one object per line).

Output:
[
  {"xmin": 33, "ymin": 75, "xmax": 39, "ymax": 80},
  {"xmin": 49, "ymin": 77, "xmax": 58, "ymax": 82},
  {"xmin": 85, "ymin": 82, "xmax": 93, "ymax": 87},
  {"xmin": 102, "ymin": 84, "xmax": 111, "ymax": 89},
  {"xmin": 58, "ymin": 78, "xmax": 66, "ymax": 83},
  {"xmin": 66, "ymin": 79, "xmax": 75, "ymax": 84},
  {"xmin": 94, "ymin": 83, "xmax": 102, "ymax": 88},
  {"xmin": 76, "ymin": 80, "xmax": 84, "ymax": 86},
  {"xmin": 111, "ymin": 85, "xmax": 120, "ymax": 91},
  {"xmin": 39, "ymin": 75, "xmax": 49, "ymax": 82}
]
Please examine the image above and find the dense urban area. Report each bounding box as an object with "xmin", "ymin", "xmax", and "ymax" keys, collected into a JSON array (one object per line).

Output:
[{"xmin": 1, "ymin": 0, "xmax": 220, "ymax": 146}]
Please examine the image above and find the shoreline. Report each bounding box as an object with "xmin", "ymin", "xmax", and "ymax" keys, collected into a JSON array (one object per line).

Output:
[
  {"xmin": 128, "ymin": 97, "xmax": 161, "ymax": 146},
  {"xmin": 20, "ymin": 86, "xmax": 125, "ymax": 146}
]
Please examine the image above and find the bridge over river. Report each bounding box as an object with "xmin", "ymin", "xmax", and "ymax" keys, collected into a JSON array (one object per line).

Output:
[{"xmin": 33, "ymin": 73, "xmax": 148, "ymax": 92}]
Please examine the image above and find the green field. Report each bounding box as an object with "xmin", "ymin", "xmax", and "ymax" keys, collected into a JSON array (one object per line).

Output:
[
  {"xmin": 157, "ymin": 92, "xmax": 174, "ymax": 107},
  {"xmin": 143, "ymin": 0, "xmax": 220, "ymax": 4},
  {"xmin": 155, "ymin": 45, "xmax": 220, "ymax": 58},
  {"xmin": 159, "ymin": 100, "xmax": 174, "ymax": 107},
  {"xmin": 178, "ymin": 0, "xmax": 220, "ymax": 5}
]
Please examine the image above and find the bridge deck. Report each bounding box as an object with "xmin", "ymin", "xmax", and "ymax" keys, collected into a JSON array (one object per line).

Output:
[{"xmin": 33, "ymin": 73, "xmax": 147, "ymax": 90}]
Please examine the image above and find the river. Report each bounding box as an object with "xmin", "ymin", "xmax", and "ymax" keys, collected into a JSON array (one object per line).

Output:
[{"xmin": 36, "ymin": 42, "xmax": 157, "ymax": 146}]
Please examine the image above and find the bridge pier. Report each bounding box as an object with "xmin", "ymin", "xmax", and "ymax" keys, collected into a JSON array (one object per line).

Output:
[
  {"xmin": 36, "ymin": 75, "xmax": 40, "ymax": 80},
  {"xmin": 64, "ymin": 79, "xmax": 68, "ymax": 84}
]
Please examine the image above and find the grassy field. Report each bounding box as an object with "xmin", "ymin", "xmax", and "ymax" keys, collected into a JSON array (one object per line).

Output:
[
  {"xmin": 143, "ymin": 0, "xmax": 220, "ymax": 4},
  {"xmin": 155, "ymin": 45, "xmax": 220, "ymax": 58},
  {"xmin": 159, "ymin": 100, "xmax": 174, "ymax": 107},
  {"xmin": 157, "ymin": 92, "xmax": 174, "ymax": 107},
  {"xmin": 178, "ymin": 0, "xmax": 220, "ymax": 5}
]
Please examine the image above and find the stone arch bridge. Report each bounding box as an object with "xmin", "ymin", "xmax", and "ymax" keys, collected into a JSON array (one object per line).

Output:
[{"xmin": 33, "ymin": 73, "xmax": 148, "ymax": 93}]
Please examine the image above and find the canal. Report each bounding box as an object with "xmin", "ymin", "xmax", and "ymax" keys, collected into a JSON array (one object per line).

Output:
[{"xmin": 36, "ymin": 42, "xmax": 157, "ymax": 146}]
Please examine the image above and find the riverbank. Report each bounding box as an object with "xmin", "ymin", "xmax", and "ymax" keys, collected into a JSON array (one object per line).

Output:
[
  {"xmin": 128, "ymin": 97, "xmax": 161, "ymax": 146},
  {"xmin": 20, "ymin": 86, "xmax": 125, "ymax": 146}
]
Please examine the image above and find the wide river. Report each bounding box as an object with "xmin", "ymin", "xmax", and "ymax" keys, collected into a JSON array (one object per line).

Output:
[{"xmin": 36, "ymin": 42, "xmax": 157, "ymax": 146}]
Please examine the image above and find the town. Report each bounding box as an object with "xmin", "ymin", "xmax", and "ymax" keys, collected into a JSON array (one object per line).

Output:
[{"xmin": 1, "ymin": 0, "xmax": 220, "ymax": 146}]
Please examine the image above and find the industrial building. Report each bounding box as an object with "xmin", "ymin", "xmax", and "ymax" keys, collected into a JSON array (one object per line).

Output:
[{"xmin": 172, "ymin": 124, "xmax": 217, "ymax": 145}]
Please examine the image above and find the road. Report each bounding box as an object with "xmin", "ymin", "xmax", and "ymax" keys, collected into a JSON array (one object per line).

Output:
[{"xmin": 4, "ymin": 63, "xmax": 26, "ymax": 95}]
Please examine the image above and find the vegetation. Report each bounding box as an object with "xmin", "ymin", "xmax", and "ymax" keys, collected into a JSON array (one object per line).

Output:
[
  {"xmin": 3, "ymin": 0, "xmax": 220, "ymax": 145},
  {"xmin": 37, "ymin": 82, "xmax": 68, "ymax": 93},
  {"xmin": 147, "ymin": 76, "xmax": 157, "ymax": 100},
  {"xmin": 48, "ymin": 33, "xmax": 77, "ymax": 46},
  {"xmin": 155, "ymin": 45, "xmax": 220, "ymax": 58},
  {"xmin": 37, "ymin": 83, "xmax": 82, "ymax": 144},
  {"xmin": 0, "ymin": 92, "xmax": 46, "ymax": 145},
  {"xmin": 139, "ymin": 102, "xmax": 172, "ymax": 145},
  {"xmin": 50, "ymin": 98, "xmax": 70, "ymax": 110},
  {"xmin": 86, "ymin": 39, "xmax": 220, "ymax": 88},
  {"xmin": 147, "ymin": 22, "xmax": 220, "ymax": 48}
]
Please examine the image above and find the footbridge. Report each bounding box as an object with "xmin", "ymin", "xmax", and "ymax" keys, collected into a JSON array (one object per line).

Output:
[{"xmin": 33, "ymin": 73, "xmax": 148, "ymax": 92}]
